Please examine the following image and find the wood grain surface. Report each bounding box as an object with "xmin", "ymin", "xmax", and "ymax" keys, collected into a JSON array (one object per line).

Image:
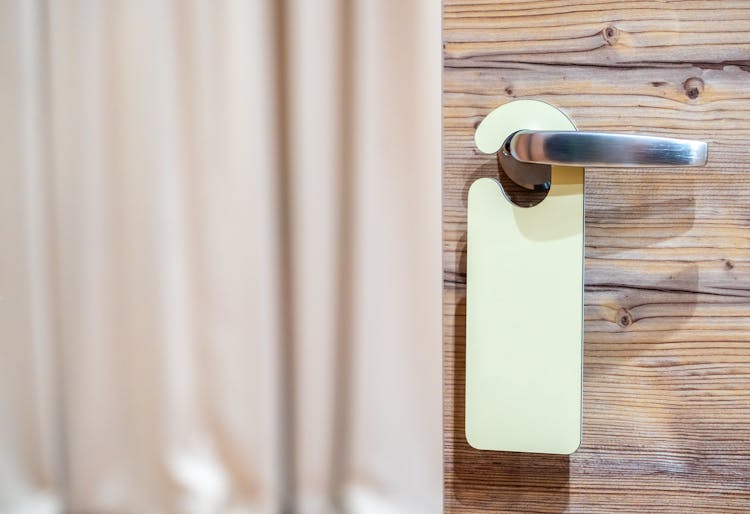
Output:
[{"xmin": 443, "ymin": 1, "xmax": 750, "ymax": 512}]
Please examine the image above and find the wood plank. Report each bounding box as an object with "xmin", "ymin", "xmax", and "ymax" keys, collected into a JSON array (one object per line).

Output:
[
  {"xmin": 443, "ymin": 2, "xmax": 750, "ymax": 511},
  {"xmin": 444, "ymin": 0, "xmax": 750, "ymax": 67}
]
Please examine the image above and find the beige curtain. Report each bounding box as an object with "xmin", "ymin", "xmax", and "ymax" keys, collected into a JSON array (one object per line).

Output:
[{"xmin": 0, "ymin": 1, "xmax": 441, "ymax": 513}]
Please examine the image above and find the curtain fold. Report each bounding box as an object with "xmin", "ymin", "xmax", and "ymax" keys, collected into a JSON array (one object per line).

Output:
[{"xmin": 0, "ymin": 1, "xmax": 441, "ymax": 513}]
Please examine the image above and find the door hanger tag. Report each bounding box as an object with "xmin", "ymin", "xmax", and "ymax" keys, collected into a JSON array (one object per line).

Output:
[{"xmin": 466, "ymin": 99, "xmax": 584, "ymax": 454}]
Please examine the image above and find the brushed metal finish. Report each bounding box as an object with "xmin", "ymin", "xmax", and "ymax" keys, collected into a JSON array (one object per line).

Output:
[{"xmin": 510, "ymin": 130, "xmax": 708, "ymax": 168}]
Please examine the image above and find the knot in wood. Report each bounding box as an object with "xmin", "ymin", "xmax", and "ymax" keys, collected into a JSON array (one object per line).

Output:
[
  {"xmin": 616, "ymin": 307, "xmax": 633, "ymax": 328},
  {"xmin": 683, "ymin": 77, "xmax": 704, "ymax": 100},
  {"xmin": 602, "ymin": 25, "xmax": 619, "ymax": 45}
]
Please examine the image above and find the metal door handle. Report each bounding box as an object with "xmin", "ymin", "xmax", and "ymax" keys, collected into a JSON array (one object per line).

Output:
[
  {"xmin": 509, "ymin": 130, "xmax": 707, "ymax": 167},
  {"xmin": 500, "ymin": 130, "xmax": 708, "ymax": 190}
]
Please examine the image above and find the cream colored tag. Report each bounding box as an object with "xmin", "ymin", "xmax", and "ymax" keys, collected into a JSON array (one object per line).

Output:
[{"xmin": 466, "ymin": 100, "xmax": 583, "ymax": 454}]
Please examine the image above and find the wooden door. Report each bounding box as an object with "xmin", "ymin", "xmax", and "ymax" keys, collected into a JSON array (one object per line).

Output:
[{"xmin": 443, "ymin": 2, "xmax": 750, "ymax": 512}]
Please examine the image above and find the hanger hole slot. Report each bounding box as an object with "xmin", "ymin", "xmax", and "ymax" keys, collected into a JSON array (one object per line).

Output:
[{"xmin": 496, "ymin": 153, "xmax": 550, "ymax": 208}]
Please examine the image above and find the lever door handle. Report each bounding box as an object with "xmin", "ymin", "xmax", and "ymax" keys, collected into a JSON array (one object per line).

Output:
[
  {"xmin": 508, "ymin": 130, "xmax": 708, "ymax": 167},
  {"xmin": 500, "ymin": 130, "xmax": 708, "ymax": 190}
]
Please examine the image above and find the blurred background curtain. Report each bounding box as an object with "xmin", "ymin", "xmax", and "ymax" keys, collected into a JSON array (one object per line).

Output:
[{"xmin": 0, "ymin": 1, "xmax": 441, "ymax": 513}]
